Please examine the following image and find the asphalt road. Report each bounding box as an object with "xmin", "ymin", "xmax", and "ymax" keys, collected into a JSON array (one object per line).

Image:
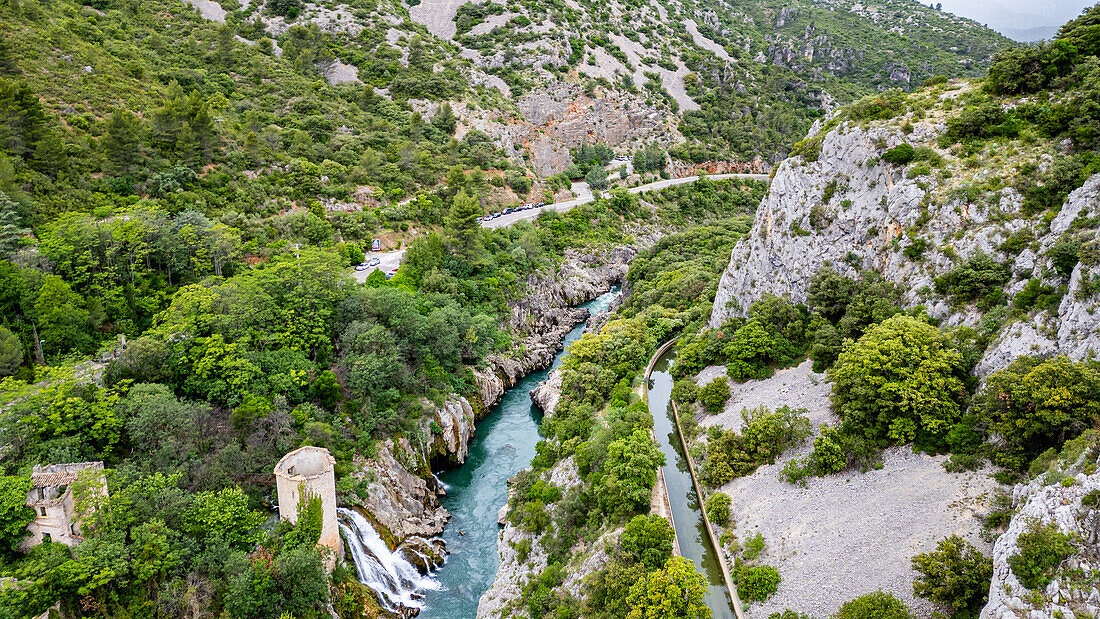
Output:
[
  {"xmin": 353, "ymin": 173, "xmax": 771, "ymax": 279},
  {"xmin": 351, "ymin": 249, "xmax": 406, "ymax": 282},
  {"xmin": 481, "ymin": 173, "xmax": 771, "ymax": 229}
]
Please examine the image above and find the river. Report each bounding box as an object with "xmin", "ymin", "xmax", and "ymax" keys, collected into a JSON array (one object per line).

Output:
[
  {"xmin": 417, "ymin": 288, "xmax": 621, "ymax": 618},
  {"xmin": 648, "ymin": 346, "xmax": 736, "ymax": 619}
]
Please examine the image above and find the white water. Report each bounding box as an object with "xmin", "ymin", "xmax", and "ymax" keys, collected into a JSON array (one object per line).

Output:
[{"xmin": 338, "ymin": 507, "xmax": 443, "ymax": 613}]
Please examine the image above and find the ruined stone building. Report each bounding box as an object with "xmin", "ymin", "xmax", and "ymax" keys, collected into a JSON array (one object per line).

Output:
[
  {"xmin": 22, "ymin": 461, "xmax": 108, "ymax": 550},
  {"xmin": 274, "ymin": 446, "xmax": 343, "ymax": 567}
]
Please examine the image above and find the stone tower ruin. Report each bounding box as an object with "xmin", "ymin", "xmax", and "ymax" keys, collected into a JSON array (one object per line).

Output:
[{"xmin": 274, "ymin": 446, "xmax": 343, "ymax": 566}]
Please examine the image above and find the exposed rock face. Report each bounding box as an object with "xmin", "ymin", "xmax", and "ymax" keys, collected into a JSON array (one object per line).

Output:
[
  {"xmin": 708, "ymin": 117, "xmax": 1100, "ymax": 376},
  {"xmin": 982, "ymin": 466, "xmax": 1100, "ymax": 619},
  {"xmin": 423, "ymin": 396, "xmax": 476, "ymax": 467},
  {"xmin": 529, "ymin": 368, "xmax": 563, "ymax": 416},
  {"xmin": 455, "ymin": 83, "xmax": 681, "ymax": 177},
  {"xmin": 476, "ymin": 246, "xmax": 636, "ymax": 410},
  {"xmin": 353, "ymin": 443, "xmax": 450, "ymax": 542}
]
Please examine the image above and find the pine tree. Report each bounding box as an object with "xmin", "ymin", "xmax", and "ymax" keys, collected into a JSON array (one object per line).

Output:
[
  {"xmin": 0, "ymin": 192, "xmax": 27, "ymax": 256},
  {"xmin": 102, "ymin": 109, "xmax": 145, "ymax": 174},
  {"xmin": 446, "ymin": 189, "xmax": 483, "ymax": 258}
]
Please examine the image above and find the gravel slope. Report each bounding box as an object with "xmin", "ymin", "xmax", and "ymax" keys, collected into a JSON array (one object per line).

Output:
[{"xmin": 693, "ymin": 361, "xmax": 1003, "ymax": 618}]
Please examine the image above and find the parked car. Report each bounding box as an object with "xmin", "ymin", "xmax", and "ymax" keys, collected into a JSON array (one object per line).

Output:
[
  {"xmin": 369, "ymin": 257, "xmax": 380, "ymax": 266},
  {"xmin": 354, "ymin": 264, "xmax": 368, "ymax": 271},
  {"xmin": 536, "ymin": 202, "xmax": 545, "ymax": 207}
]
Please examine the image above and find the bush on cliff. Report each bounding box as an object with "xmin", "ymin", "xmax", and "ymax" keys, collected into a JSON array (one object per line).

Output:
[
  {"xmin": 1008, "ymin": 520, "xmax": 1075, "ymax": 590},
  {"xmin": 973, "ymin": 356, "xmax": 1100, "ymax": 470}
]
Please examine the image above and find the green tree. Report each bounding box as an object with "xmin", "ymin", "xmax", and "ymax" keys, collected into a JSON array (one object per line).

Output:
[
  {"xmin": 835, "ymin": 591, "xmax": 911, "ymax": 619},
  {"xmin": 446, "ymin": 189, "xmax": 483, "ymax": 258},
  {"xmin": 102, "ymin": 109, "xmax": 145, "ymax": 175},
  {"xmin": 698, "ymin": 377, "xmax": 730, "ymax": 414},
  {"xmin": 974, "ymin": 356, "xmax": 1100, "ymax": 469},
  {"xmin": 911, "ymin": 535, "xmax": 993, "ymax": 615},
  {"xmin": 585, "ymin": 165, "xmax": 610, "ymax": 191},
  {"xmin": 828, "ymin": 316, "xmax": 966, "ymax": 449},
  {"xmin": 620, "ymin": 514, "xmax": 675, "ymax": 571},
  {"xmin": 32, "ymin": 275, "xmax": 93, "ymax": 356},
  {"xmin": 0, "ymin": 191, "xmax": 28, "ymax": 256},
  {"xmin": 599, "ymin": 428, "xmax": 665, "ymax": 516},
  {"xmin": 705, "ymin": 493, "xmax": 731, "ymax": 526},
  {"xmin": 183, "ymin": 486, "xmax": 265, "ymax": 550},
  {"xmin": 0, "ymin": 325, "xmax": 22, "ymax": 376},
  {"xmin": 626, "ymin": 556, "xmax": 711, "ymax": 619},
  {"xmin": 0, "ymin": 475, "xmax": 35, "ymax": 557}
]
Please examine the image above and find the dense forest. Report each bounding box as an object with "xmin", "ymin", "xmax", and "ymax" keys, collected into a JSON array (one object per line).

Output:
[{"xmin": 2, "ymin": 0, "xmax": 1099, "ymax": 615}]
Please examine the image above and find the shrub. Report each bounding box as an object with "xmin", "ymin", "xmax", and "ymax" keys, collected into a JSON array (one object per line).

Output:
[
  {"xmin": 704, "ymin": 406, "xmax": 812, "ymax": 484},
  {"xmin": 742, "ymin": 533, "xmax": 766, "ymax": 560},
  {"xmin": 737, "ymin": 565, "xmax": 780, "ymax": 602},
  {"xmin": 1008, "ymin": 520, "xmax": 1075, "ymax": 590},
  {"xmin": 881, "ymin": 143, "xmax": 916, "ymax": 166},
  {"xmin": 699, "ymin": 377, "xmax": 730, "ymax": 414},
  {"xmin": 835, "ymin": 591, "xmax": 911, "ymax": 619},
  {"xmin": 1013, "ymin": 278, "xmax": 1060, "ymax": 313},
  {"xmin": 974, "ymin": 356, "xmax": 1100, "ymax": 470},
  {"xmin": 848, "ymin": 89, "xmax": 908, "ymax": 122},
  {"xmin": 933, "ymin": 251, "xmax": 1011, "ymax": 309},
  {"xmin": 911, "ymin": 535, "xmax": 994, "ymax": 614},
  {"xmin": 620, "ymin": 514, "xmax": 676, "ymax": 571},
  {"xmin": 828, "ymin": 316, "xmax": 967, "ymax": 450},
  {"xmin": 1048, "ymin": 236, "xmax": 1081, "ymax": 277},
  {"xmin": 671, "ymin": 379, "xmax": 700, "ymax": 407},
  {"xmin": 705, "ymin": 493, "xmax": 731, "ymax": 527}
]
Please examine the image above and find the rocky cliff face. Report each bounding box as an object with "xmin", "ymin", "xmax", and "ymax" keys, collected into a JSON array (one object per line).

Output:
[
  {"xmin": 475, "ymin": 246, "xmax": 636, "ymax": 410},
  {"xmin": 982, "ymin": 458, "xmax": 1100, "ymax": 619},
  {"xmin": 352, "ymin": 442, "xmax": 450, "ymax": 543},
  {"xmin": 709, "ymin": 107, "xmax": 1100, "ymax": 376}
]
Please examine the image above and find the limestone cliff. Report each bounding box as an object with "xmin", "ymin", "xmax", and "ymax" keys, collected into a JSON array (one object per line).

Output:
[
  {"xmin": 982, "ymin": 454, "xmax": 1100, "ymax": 619},
  {"xmin": 709, "ymin": 96, "xmax": 1100, "ymax": 376}
]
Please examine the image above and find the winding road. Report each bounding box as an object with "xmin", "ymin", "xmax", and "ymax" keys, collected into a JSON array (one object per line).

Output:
[
  {"xmin": 481, "ymin": 173, "xmax": 771, "ymax": 229},
  {"xmin": 353, "ymin": 172, "xmax": 771, "ymax": 280}
]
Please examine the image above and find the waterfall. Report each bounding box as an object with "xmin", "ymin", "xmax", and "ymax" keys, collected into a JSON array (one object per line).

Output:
[{"xmin": 338, "ymin": 508, "xmax": 444, "ymax": 614}]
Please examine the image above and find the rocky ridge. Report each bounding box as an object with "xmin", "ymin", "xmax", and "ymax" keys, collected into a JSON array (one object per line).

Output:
[{"xmin": 708, "ymin": 98, "xmax": 1100, "ymax": 376}]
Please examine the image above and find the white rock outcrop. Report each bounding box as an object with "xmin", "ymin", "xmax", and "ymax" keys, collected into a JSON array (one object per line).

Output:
[
  {"xmin": 709, "ymin": 119, "xmax": 1100, "ymax": 376},
  {"xmin": 982, "ymin": 467, "xmax": 1100, "ymax": 619}
]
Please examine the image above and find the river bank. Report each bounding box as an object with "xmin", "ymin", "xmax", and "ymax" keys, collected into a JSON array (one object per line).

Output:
[
  {"xmin": 421, "ymin": 289, "xmax": 620, "ymax": 618},
  {"xmin": 342, "ymin": 250, "xmax": 633, "ymax": 616}
]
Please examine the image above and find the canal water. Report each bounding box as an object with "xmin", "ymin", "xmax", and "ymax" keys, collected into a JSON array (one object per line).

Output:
[
  {"xmin": 648, "ymin": 346, "xmax": 736, "ymax": 619},
  {"xmin": 418, "ymin": 288, "xmax": 620, "ymax": 618}
]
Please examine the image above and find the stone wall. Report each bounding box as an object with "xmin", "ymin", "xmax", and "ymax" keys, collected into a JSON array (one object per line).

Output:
[{"xmin": 274, "ymin": 446, "xmax": 343, "ymax": 566}]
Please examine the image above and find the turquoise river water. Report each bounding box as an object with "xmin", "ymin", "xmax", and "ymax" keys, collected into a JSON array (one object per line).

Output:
[{"xmin": 418, "ymin": 289, "xmax": 620, "ymax": 618}]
